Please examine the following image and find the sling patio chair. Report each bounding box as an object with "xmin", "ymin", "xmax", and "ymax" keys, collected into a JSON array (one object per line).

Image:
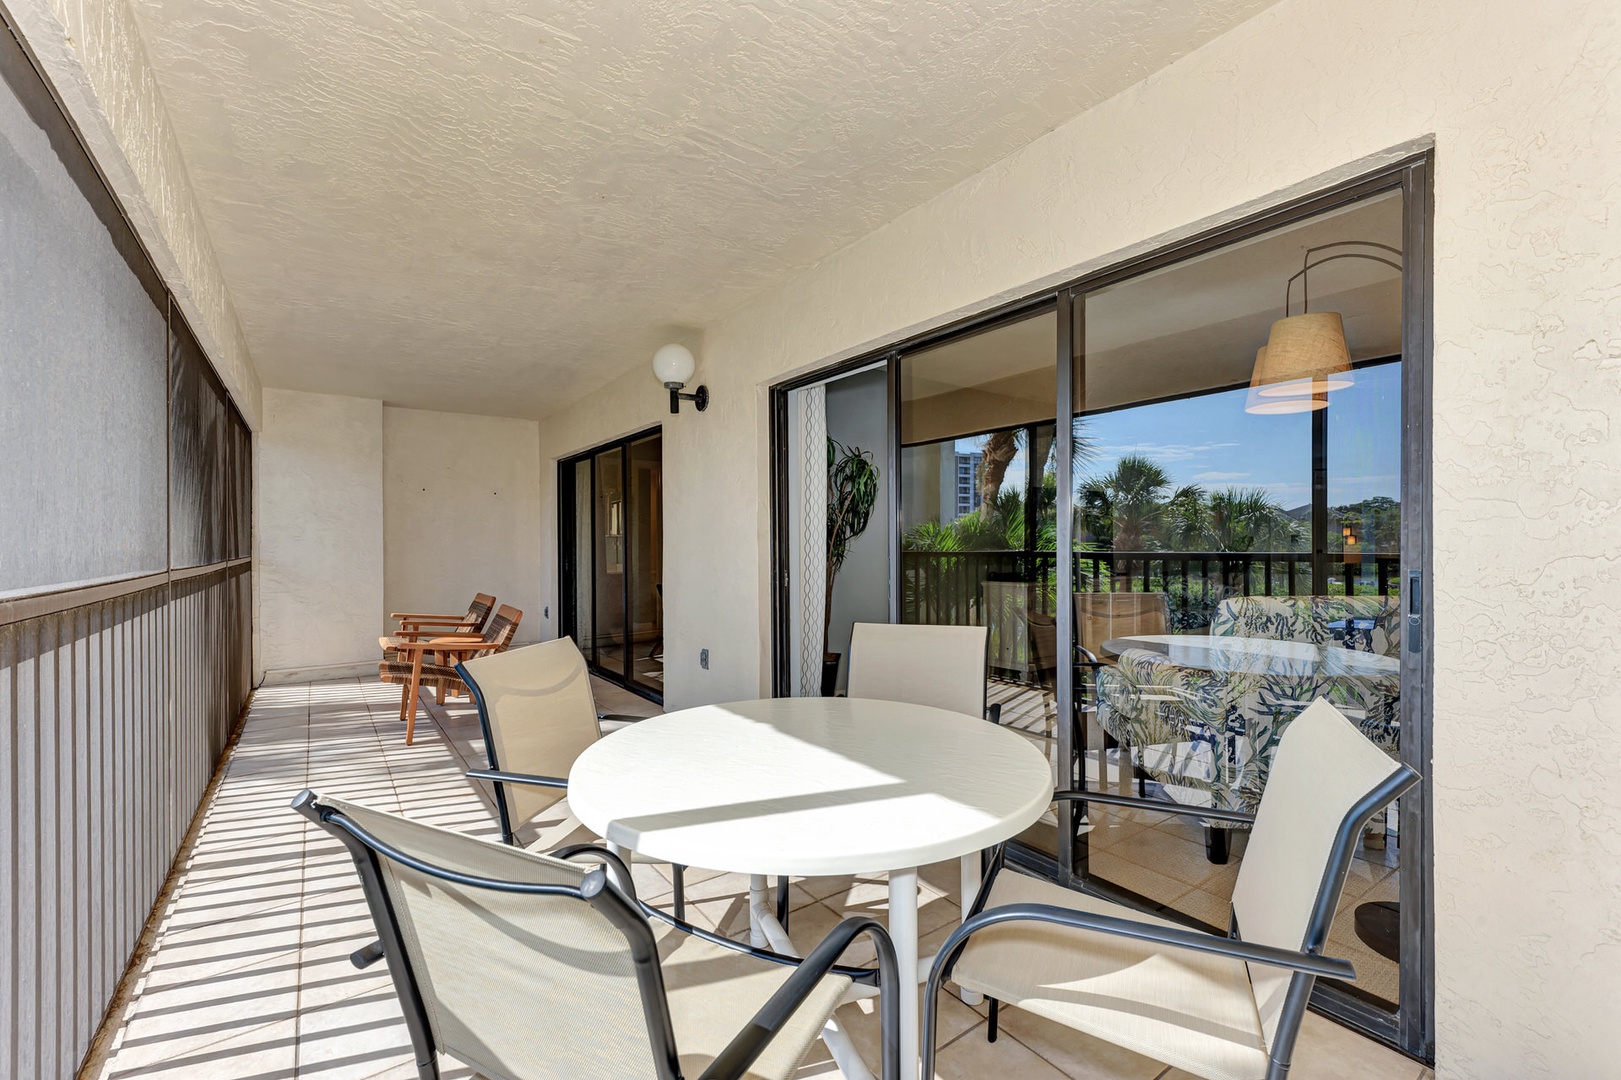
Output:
[
  {"xmin": 846, "ymin": 621, "xmax": 1001, "ymax": 724},
  {"xmin": 380, "ymin": 592, "xmax": 496, "ymax": 657},
  {"xmin": 379, "ymin": 603, "xmax": 521, "ymax": 744},
  {"xmin": 291, "ymin": 789, "xmax": 901, "ymax": 1080},
  {"xmin": 455, "ymin": 637, "xmax": 696, "ymax": 918},
  {"xmin": 837, "ymin": 622, "xmax": 1006, "ymax": 938},
  {"xmin": 923, "ymin": 697, "xmax": 1420, "ymax": 1080}
]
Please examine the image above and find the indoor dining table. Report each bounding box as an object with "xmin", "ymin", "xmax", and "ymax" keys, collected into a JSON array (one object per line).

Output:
[
  {"xmin": 567, "ymin": 695, "xmax": 1053, "ymax": 1079},
  {"xmin": 1102, "ymin": 632, "xmax": 1401, "ymax": 678}
]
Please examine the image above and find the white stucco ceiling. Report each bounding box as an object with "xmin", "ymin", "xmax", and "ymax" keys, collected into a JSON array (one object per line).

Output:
[{"xmin": 126, "ymin": 0, "xmax": 1280, "ymax": 418}]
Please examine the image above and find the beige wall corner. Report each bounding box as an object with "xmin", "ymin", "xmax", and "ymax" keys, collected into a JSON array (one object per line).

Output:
[
  {"xmin": 257, "ymin": 389, "xmax": 383, "ymax": 675},
  {"xmin": 383, "ymin": 406, "xmax": 542, "ymax": 643},
  {"xmin": 4, "ymin": 0, "xmax": 262, "ymax": 427}
]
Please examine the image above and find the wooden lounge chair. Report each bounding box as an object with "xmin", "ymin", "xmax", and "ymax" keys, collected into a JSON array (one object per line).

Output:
[
  {"xmin": 379, "ymin": 592, "xmax": 496, "ymax": 658},
  {"xmin": 379, "ymin": 604, "xmax": 521, "ymax": 744}
]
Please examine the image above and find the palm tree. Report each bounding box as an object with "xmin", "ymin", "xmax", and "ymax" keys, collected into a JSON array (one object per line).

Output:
[
  {"xmin": 976, "ymin": 419, "xmax": 1095, "ymax": 531},
  {"xmin": 1079, "ymin": 454, "xmax": 1182, "ymax": 551},
  {"xmin": 1205, "ymin": 487, "xmax": 1302, "ymax": 552}
]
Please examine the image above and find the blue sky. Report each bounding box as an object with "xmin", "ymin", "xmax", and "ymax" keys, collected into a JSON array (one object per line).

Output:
[{"xmin": 961, "ymin": 361, "xmax": 1402, "ymax": 510}]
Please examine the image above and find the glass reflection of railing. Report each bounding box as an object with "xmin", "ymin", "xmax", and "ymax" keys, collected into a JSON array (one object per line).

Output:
[{"xmin": 900, "ymin": 548, "xmax": 1401, "ymax": 683}]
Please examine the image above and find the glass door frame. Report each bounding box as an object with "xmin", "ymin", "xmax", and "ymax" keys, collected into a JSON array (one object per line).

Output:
[
  {"xmin": 558, "ymin": 425, "xmax": 664, "ymax": 705},
  {"xmin": 770, "ymin": 154, "xmax": 1433, "ymax": 1061}
]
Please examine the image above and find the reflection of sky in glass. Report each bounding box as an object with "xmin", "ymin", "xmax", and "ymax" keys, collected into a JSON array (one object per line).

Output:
[{"xmin": 955, "ymin": 362, "xmax": 1401, "ymax": 509}]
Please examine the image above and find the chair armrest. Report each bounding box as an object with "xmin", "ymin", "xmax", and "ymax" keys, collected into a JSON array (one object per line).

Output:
[
  {"xmin": 391, "ymin": 610, "xmax": 466, "ymax": 621},
  {"xmin": 393, "ymin": 624, "xmax": 479, "ymax": 640},
  {"xmin": 597, "ymin": 712, "xmax": 646, "ymax": 722},
  {"xmin": 394, "ymin": 638, "xmax": 499, "ymax": 655},
  {"xmin": 466, "ymin": 769, "xmax": 569, "ymax": 790},
  {"xmin": 1053, "ymin": 789, "xmax": 1256, "ymax": 825},
  {"xmin": 699, "ymin": 914, "xmax": 902, "ymax": 1080},
  {"xmin": 986, "ymin": 702, "xmax": 1003, "ymax": 725},
  {"xmin": 551, "ymin": 844, "xmax": 637, "ymax": 903},
  {"xmin": 638, "ymin": 904, "xmax": 879, "ymax": 986},
  {"xmin": 1076, "ymin": 645, "xmax": 1102, "ymax": 667},
  {"xmin": 932, "ymin": 902, "xmax": 1354, "ymax": 986}
]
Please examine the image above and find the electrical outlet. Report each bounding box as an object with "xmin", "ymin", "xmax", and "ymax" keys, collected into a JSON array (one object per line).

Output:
[{"xmin": 699, "ymin": 648, "xmax": 709, "ymax": 670}]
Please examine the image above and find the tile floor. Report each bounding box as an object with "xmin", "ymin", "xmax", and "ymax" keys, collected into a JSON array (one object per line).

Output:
[{"xmin": 88, "ymin": 676, "xmax": 1431, "ymax": 1080}]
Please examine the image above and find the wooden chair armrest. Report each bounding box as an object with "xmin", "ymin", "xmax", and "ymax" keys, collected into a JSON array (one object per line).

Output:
[
  {"xmin": 393, "ymin": 638, "xmax": 500, "ymax": 655},
  {"xmin": 393, "ymin": 626, "xmax": 479, "ymax": 641}
]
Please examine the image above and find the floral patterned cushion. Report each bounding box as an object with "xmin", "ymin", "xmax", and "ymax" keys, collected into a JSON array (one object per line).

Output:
[
  {"xmin": 1096, "ymin": 642, "xmax": 1400, "ymax": 826},
  {"xmin": 1210, "ymin": 595, "xmax": 1402, "ymax": 657}
]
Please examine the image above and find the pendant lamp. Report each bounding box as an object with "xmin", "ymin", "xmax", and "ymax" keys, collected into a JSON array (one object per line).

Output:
[{"xmin": 1245, "ymin": 241, "xmax": 1401, "ymax": 414}]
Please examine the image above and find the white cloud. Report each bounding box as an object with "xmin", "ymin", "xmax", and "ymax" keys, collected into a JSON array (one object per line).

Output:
[
  {"xmin": 1091, "ymin": 440, "xmax": 1241, "ymax": 464},
  {"xmin": 1190, "ymin": 470, "xmax": 1251, "ymax": 483}
]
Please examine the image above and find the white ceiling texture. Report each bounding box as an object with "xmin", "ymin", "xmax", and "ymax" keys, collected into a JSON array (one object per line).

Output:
[{"xmin": 126, "ymin": 0, "xmax": 1280, "ymax": 418}]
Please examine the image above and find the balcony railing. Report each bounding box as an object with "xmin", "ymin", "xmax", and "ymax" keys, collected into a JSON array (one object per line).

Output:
[{"xmin": 901, "ymin": 548, "xmax": 1400, "ymax": 682}]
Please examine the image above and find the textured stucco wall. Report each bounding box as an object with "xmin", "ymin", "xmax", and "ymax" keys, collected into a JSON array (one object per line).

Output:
[
  {"xmin": 4, "ymin": 0, "xmax": 261, "ymax": 427},
  {"xmin": 537, "ymin": 1, "xmax": 1621, "ymax": 1074},
  {"xmin": 382, "ymin": 406, "xmax": 542, "ymax": 642},
  {"xmin": 256, "ymin": 389, "xmax": 383, "ymax": 677}
]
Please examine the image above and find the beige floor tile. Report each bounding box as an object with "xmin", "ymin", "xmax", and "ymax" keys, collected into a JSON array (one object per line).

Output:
[
  {"xmin": 931, "ymin": 1018, "xmax": 1071, "ymax": 1079},
  {"xmin": 93, "ymin": 677, "xmax": 1416, "ymax": 1080},
  {"xmin": 832, "ymin": 985, "xmax": 985, "ymax": 1075},
  {"xmin": 105, "ymin": 1017, "xmax": 298, "ymax": 1079},
  {"xmin": 988, "ymin": 1005, "xmax": 1165, "ymax": 1080}
]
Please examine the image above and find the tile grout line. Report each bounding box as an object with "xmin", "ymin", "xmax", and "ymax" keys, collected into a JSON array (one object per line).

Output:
[{"xmin": 292, "ymin": 682, "xmax": 312, "ymax": 1078}]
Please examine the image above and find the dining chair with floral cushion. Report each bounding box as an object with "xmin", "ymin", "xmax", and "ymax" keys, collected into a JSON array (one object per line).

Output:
[{"xmin": 1097, "ymin": 595, "xmax": 1402, "ymax": 863}]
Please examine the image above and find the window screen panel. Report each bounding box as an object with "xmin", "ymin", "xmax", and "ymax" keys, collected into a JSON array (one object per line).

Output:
[
  {"xmin": 168, "ymin": 317, "xmax": 235, "ymax": 568},
  {"xmin": 0, "ymin": 50, "xmax": 167, "ymax": 595}
]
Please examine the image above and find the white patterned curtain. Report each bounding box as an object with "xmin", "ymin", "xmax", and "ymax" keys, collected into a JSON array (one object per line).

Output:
[{"xmin": 786, "ymin": 385, "xmax": 828, "ymax": 696}]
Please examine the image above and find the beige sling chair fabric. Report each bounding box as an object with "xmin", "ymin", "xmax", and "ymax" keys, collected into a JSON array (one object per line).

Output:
[
  {"xmin": 950, "ymin": 699, "xmax": 1404, "ymax": 1080},
  {"xmin": 322, "ymin": 796, "xmax": 849, "ymax": 1080},
  {"xmin": 460, "ymin": 637, "xmax": 603, "ymax": 833},
  {"xmin": 846, "ymin": 622, "xmax": 988, "ymax": 718}
]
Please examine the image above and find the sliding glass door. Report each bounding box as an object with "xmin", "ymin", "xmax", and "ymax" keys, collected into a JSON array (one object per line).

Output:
[
  {"xmin": 771, "ymin": 158, "xmax": 1432, "ymax": 1058},
  {"xmin": 1064, "ymin": 185, "xmax": 1417, "ymax": 1042},
  {"xmin": 560, "ymin": 429, "xmax": 663, "ymax": 700}
]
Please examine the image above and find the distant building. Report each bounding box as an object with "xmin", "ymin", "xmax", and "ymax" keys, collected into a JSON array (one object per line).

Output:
[{"xmin": 949, "ymin": 451, "xmax": 983, "ymax": 522}]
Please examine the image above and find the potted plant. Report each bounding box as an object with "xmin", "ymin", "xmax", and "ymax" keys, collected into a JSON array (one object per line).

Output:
[{"xmin": 823, "ymin": 438, "xmax": 880, "ymax": 695}]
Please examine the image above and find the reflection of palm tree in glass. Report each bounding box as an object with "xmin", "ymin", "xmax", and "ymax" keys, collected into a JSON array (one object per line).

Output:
[
  {"xmin": 1081, "ymin": 456, "xmax": 1301, "ymax": 553},
  {"xmin": 1204, "ymin": 488, "xmax": 1303, "ymax": 552},
  {"xmin": 1080, "ymin": 454, "xmax": 1198, "ymax": 551},
  {"xmin": 976, "ymin": 421, "xmax": 1095, "ymax": 529}
]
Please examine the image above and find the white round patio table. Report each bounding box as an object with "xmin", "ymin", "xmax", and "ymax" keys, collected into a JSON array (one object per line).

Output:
[{"xmin": 568, "ymin": 696, "xmax": 1053, "ymax": 1079}]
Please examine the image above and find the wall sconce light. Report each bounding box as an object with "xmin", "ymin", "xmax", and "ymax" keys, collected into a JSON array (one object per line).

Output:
[
  {"xmin": 652, "ymin": 343, "xmax": 708, "ymax": 414},
  {"xmin": 1245, "ymin": 241, "xmax": 1402, "ymax": 414}
]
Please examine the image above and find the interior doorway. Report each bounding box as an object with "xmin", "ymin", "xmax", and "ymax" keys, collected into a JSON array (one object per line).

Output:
[
  {"xmin": 779, "ymin": 363, "xmax": 892, "ymax": 697},
  {"xmin": 559, "ymin": 428, "xmax": 664, "ymax": 701}
]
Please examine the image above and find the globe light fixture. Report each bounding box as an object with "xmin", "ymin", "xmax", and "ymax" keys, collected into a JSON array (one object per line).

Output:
[{"xmin": 652, "ymin": 343, "xmax": 707, "ymax": 414}]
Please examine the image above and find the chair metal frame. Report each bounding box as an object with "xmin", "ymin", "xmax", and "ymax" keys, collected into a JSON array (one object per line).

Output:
[
  {"xmin": 922, "ymin": 762, "xmax": 1419, "ymax": 1080},
  {"xmin": 456, "ymin": 656, "xmax": 693, "ymax": 919},
  {"xmin": 293, "ymin": 789, "xmax": 902, "ymax": 1080}
]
